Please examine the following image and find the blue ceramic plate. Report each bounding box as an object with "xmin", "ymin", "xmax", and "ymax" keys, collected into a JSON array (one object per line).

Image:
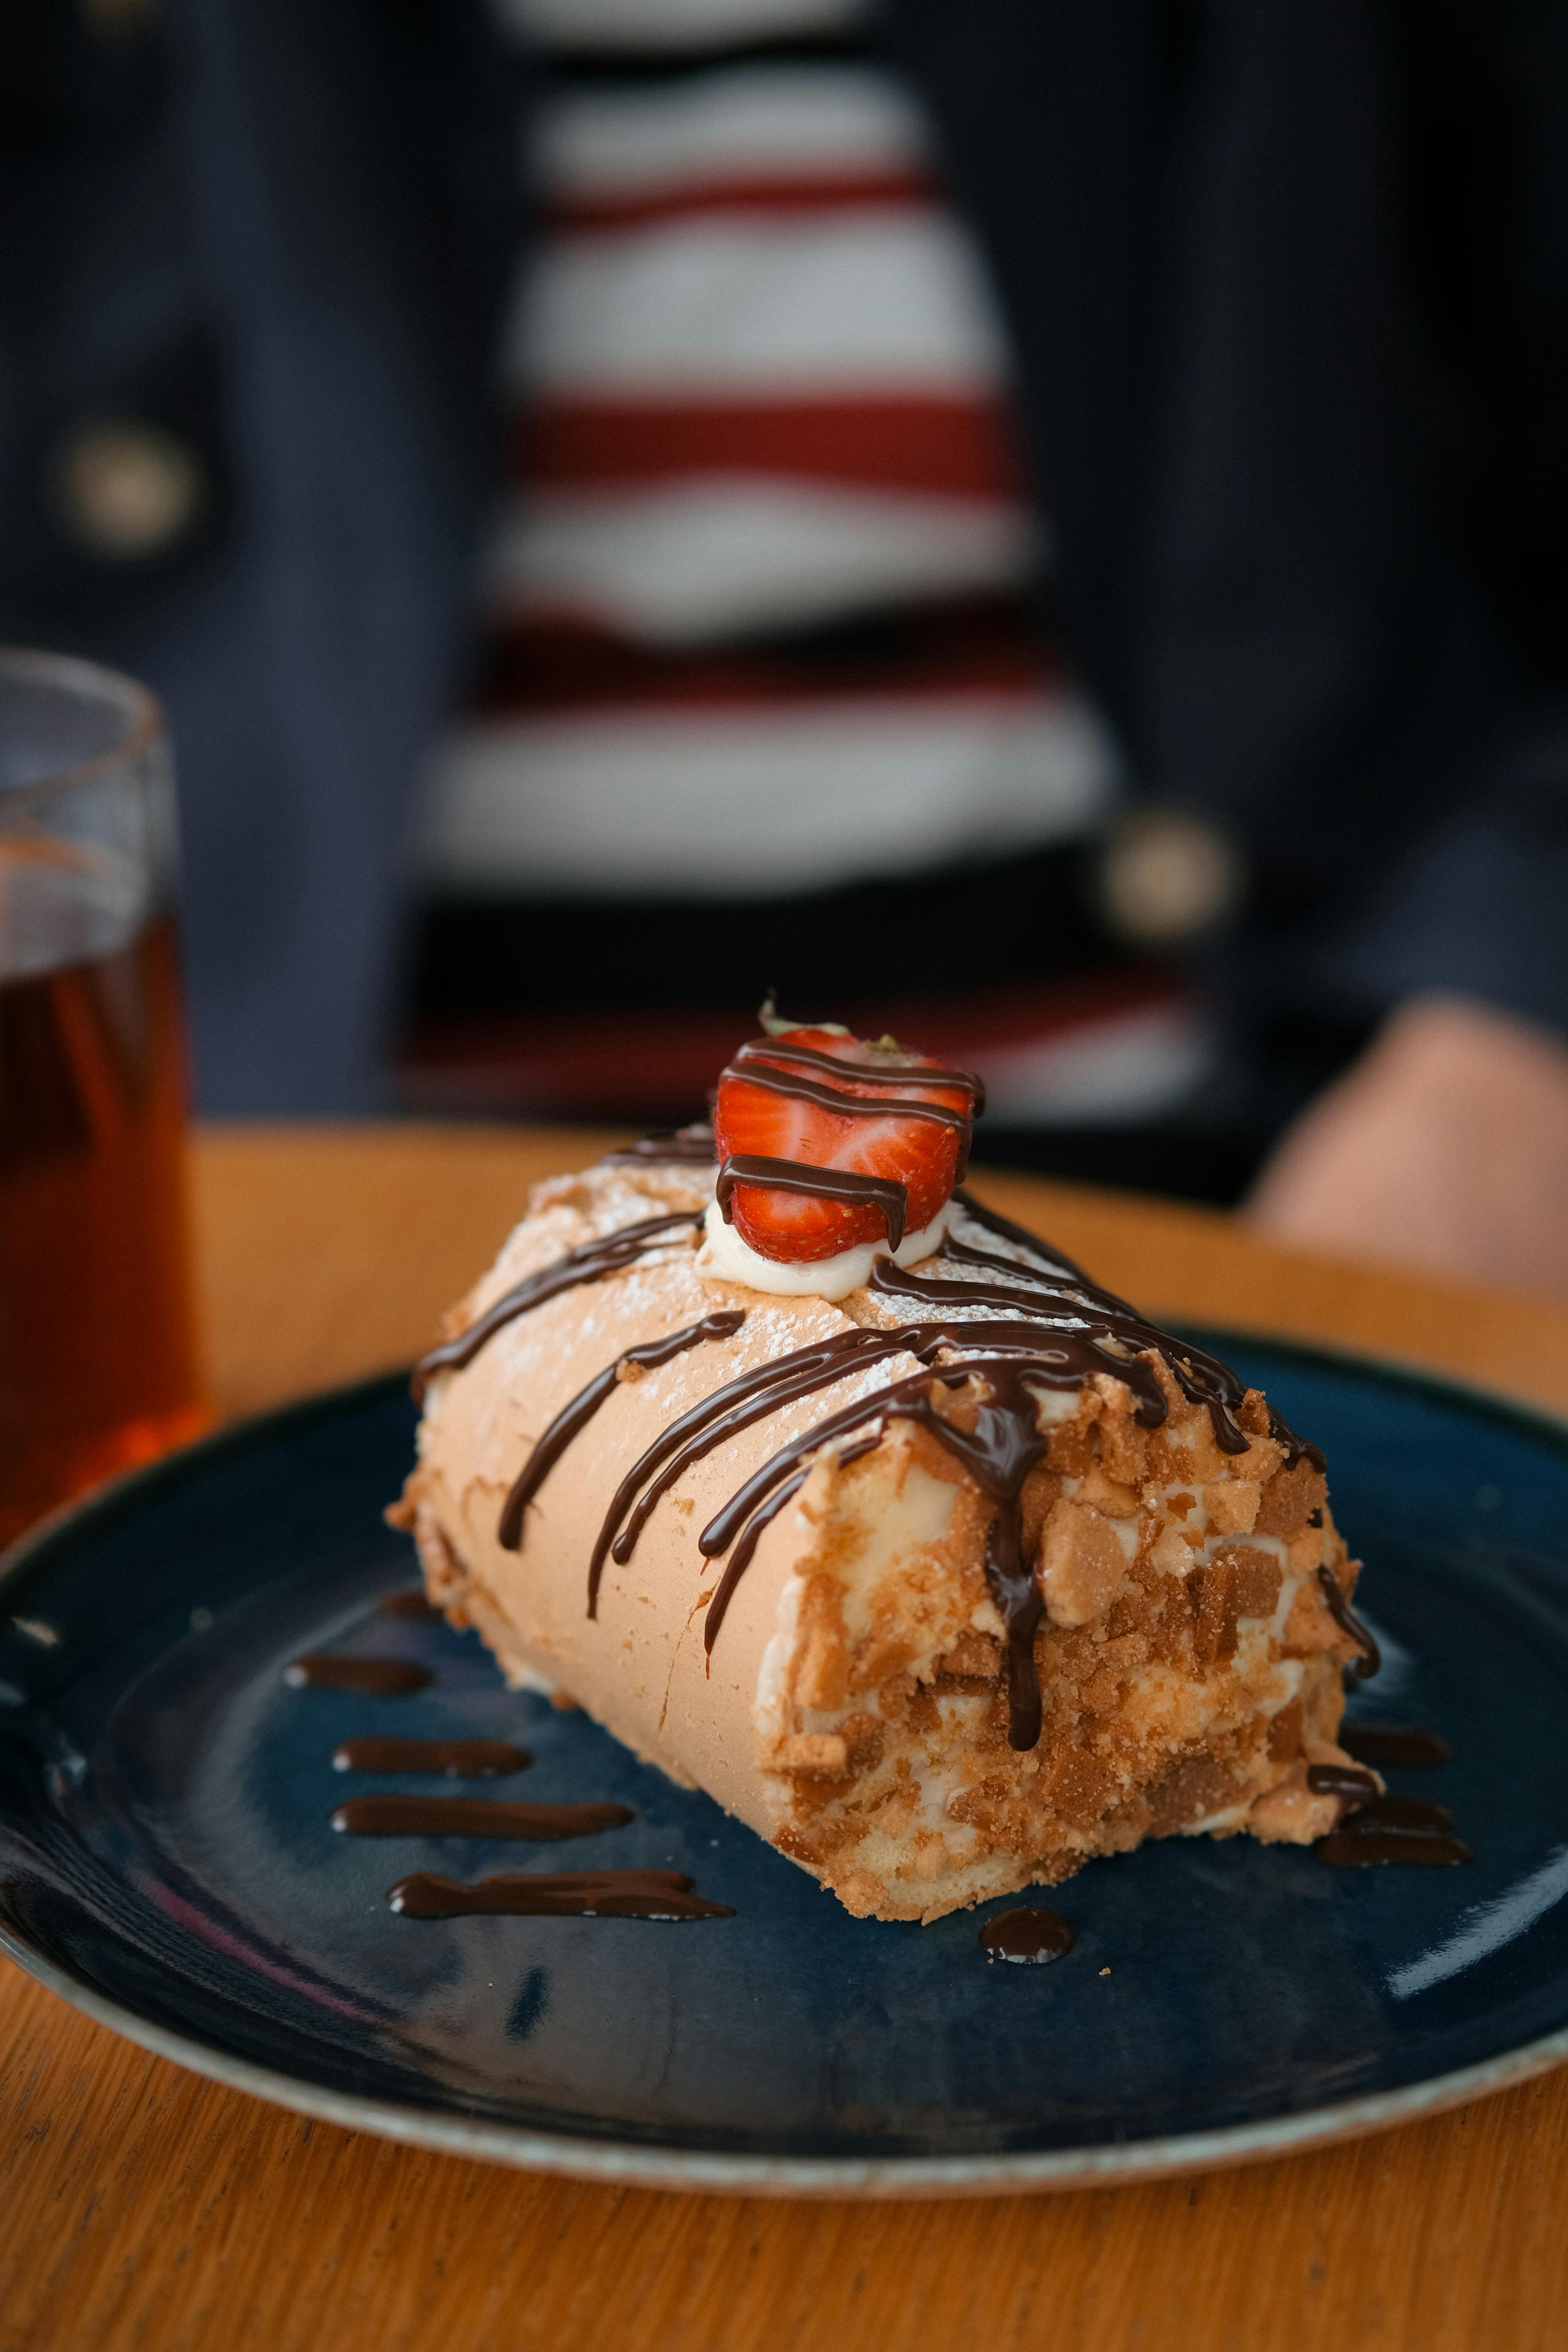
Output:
[{"xmin": 3, "ymin": 1337, "xmax": 1568, "ymax": 2197}]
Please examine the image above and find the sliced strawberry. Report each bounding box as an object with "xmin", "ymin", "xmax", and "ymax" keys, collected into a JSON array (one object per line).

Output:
[{"xmin": 713, "ymin": 1024, "xmax": 981, "ymax": 1264}]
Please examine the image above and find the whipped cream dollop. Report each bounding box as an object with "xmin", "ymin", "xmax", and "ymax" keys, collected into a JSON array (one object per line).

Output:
[{"xmin": 695, "ymin": 1196, "xmax": 956, "ymax": 1302}]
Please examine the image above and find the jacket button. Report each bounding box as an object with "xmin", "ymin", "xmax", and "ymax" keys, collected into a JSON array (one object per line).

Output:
[
  {"xmin": 53, "ymin": 420, "xmax": 206, "ymax": 560},
  {"xmin": 1098, "ymin": 809, "xmax": 1242, "ymax": 947}
]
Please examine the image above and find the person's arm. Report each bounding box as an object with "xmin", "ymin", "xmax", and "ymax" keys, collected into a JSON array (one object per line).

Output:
[
  {"xmin": 1248, "ymin": 762, "xmax": 1568, "ymax": 1296},
  {"xmin": 892, "ymin": 2, "xmax": 1568, "ymax": 1296},
  {"xmin": 1247, "ymin": 995, "xmax": 1568, "ymax": 1297}
]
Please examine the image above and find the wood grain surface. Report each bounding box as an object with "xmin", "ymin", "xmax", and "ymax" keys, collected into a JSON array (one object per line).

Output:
[{"xmin": 5, "ymin": 1121, "xmax": 1568, "ymax": 2352}]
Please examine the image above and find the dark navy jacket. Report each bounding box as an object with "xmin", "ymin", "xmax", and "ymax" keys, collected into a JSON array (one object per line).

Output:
[{"xmin": 4, "ymin": 1, "xmax": 1566, "ymax": 1114}]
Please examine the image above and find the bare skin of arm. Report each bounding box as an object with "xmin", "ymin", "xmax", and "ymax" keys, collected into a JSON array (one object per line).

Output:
[{"xmin": 1246, "ymin": 996, "xmax": 1568, "ymax": 1300}]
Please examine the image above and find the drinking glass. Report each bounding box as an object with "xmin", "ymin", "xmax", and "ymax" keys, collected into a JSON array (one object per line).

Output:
[{"xmin": 0, "ymin": 647, "xmax": 208, "ymax": 1547}]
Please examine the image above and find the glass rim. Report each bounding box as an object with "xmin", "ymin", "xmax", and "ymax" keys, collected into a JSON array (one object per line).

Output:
[{"xmin": 0, "ymin": 644, "xmax": 165, "ymax": 810}]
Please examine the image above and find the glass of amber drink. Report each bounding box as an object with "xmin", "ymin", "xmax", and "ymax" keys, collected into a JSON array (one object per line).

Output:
[{"xmin": 0, "ymin": 648, "xmax": 207, "ymax": 1548}]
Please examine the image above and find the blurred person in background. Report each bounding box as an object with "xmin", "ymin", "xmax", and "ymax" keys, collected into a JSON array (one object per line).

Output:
[{"xmin": 4, "ymin": 0, "xmax": 1568, "ymax": 1296}]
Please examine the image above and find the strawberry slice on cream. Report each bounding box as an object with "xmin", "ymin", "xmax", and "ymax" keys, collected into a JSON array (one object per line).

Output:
[{"xmin": 711, "ymin": 1023, "xmax": 983, "ymax": 1267}]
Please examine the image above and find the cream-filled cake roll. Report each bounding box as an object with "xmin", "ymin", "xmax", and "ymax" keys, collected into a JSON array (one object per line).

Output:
[{"xmin": 393, "ymin": 1025, "xmax": 1378, "ymax": 1922}]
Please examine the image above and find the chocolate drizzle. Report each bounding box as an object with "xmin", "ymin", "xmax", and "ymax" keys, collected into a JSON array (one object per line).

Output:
[
  {"xmin": 387, "ymin": 1868, "xmax": 735, "ymax": 1920},
  {"xmin": 589, "ymin": 1326, "xmax": 923, "ymax": 1615},
  {"xmin": 332, "ymin": 1794, "xmax": 633, "ymax": 1840},
  {"xmin": 731, "ymin": 1034, "xmax": 986, "ymax": 1112},
  {"xmin": 697, "ymin": 1354, "xmax": 1064, "ymax": 1748},
  {"xmin": 582, "ymin": 1307, "xmax": 1135, "ymax": 1747},
  {"xmin": 377, "ymin": 1588, "xmax": 442, "ymax": 1619},
  {"xmin": 498, "ymin": 1309, "xmax": 746, "ymax": 1550},
  {"xmin": 723, "ymin": 1038, "xmax": 979, "ymax": 1178},
  {"xmin": 717, "ymin": 1154, "xmax": 908, "ymax": 1249},
  {"xmin": 1316, "ymin": 1563, "xmax": 1381, "ymax": 1678},
  {"xmin": 411, "ymin": 1211, "xmax": 702, "ymax": 1403},
  {"xmin": 946, "ymin": 1192, "xmax": 1087, "ymax": 1276},
  {"xmin": 601, "ymin": 1124, "xmax": 716, "ymax": 1167},
  {"xmin": 874, "ymin": 1247, "xmax": 1245, "ymax": 1449},
  {"xmin": 697, "ymin": 1431, "xmax": 883, "ymax": 1646},
  {"xmin": 286, "ymin": 1656, "xmax": 432, "ymax": 1696},
  {"xmin": 332, "ymin": 1736, "xmax": 531, "ymax": 1776},
  {"xmin": 569, "ymin": 1189, "xmax": 1330, "ymax": 1753},
  {"xmin": 430, "ymin": 1164, "xmax": 1328, "ymax": 1763},
  {"xmin": 928, "ymin": 1196, "xmax": 1323, "ymax": 1469},
  {"xmin": 979, "ymin": 1907, "xmax": 1076, "ymax": 1963}
]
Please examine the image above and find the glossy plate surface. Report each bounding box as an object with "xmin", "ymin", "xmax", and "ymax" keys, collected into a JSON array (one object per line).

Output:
[{"xmin": 3, "ymin": 1339, "xmax": 1568, "ymax": 2196}]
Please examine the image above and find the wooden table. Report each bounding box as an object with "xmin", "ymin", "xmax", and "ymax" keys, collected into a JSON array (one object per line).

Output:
[{"xmin": 6, "ymin": 1123, "xmax": 1568, "ymax": 2352}]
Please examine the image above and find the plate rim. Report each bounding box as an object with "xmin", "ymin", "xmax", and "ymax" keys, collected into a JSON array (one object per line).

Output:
[
  {"xmin": 5, "ymin": 1909, "xmax": 1568, "ymax": 2198},
  {"xmin": 4, "ymin": 1336, "xmax": 1568, "ymax": 2199}
]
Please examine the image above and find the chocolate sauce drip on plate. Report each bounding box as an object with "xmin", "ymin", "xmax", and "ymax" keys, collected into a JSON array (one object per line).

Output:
[
  {"xmin": 387, "ymin": 1868, "xmax": 735, "ymax": 1920},
  {"xmin": 601, "ymin": 1124, "xmax": 716, "ymax": 1167},
  {"xmin": 332, "ymin": 1794, "xmax": 633, "ymax": 1840},
  {"xmin": 1341, "ymin": 1723, "xmax": 1453, "ymax": 1768},
  {"xmin": 979, "ymin": 1907, "xmax": 1076, "ymax": 1964},
  {"xmin": 717, "ymin": 1154, "xmax": 908, "ymax": 1249},
  {"xmin": 1306, "ymin": 1762, "xmax": 1382, "ymax": 1805},
  {"xmin": 411, "ymin": 1211, "xmax": 702, "ymax": 1402},
  {"xmin": 498, "ymin": 1308, "xmax": 746, "ymax": 1550},
  {"xmin": 332, "ymin": 1737, "xmax": 531, "ymax": 1776},
  {"xmin": 1316, "ymin": 1564, "xmax": 1381, "ymax": 1678},
  {"xmin": 1304, "ymin": 1680, "xmax": 1469, "ymax": 1867},
  {"xmin": 1317, "ymin": 1792, "xmax": 1470, "ymax": 1869},
  {"xmin": 377, "ymin": 1588, "xmax": 442, "ymax": 1619},
  {"xmin": 1346, "ymin": 1793, "xmax": 1456, "ymax": 1833},
  {"xmin": 1317, "ymin": 1829, "xmax": 1472, "ymax": 1867},
  {"xmin": 286, "ymin": 1655, "xmax": 432, "ymax": 1696}
]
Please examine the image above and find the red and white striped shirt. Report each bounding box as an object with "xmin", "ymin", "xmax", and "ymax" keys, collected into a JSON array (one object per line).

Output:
[{"xmin": 405, "ymin": 0, "xmax": 1207, "ymax": 1127}]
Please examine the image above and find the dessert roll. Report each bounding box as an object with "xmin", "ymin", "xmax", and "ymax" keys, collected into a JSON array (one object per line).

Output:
[{"xmin": 394, "ymin": 1027, "xmax": 1376, "ymax": 1922}]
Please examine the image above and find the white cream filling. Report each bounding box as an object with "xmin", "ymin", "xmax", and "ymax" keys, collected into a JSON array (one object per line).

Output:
[{"xmin": 695, "ymin": 1194, "xmax": 956, "ymax": 1301}]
